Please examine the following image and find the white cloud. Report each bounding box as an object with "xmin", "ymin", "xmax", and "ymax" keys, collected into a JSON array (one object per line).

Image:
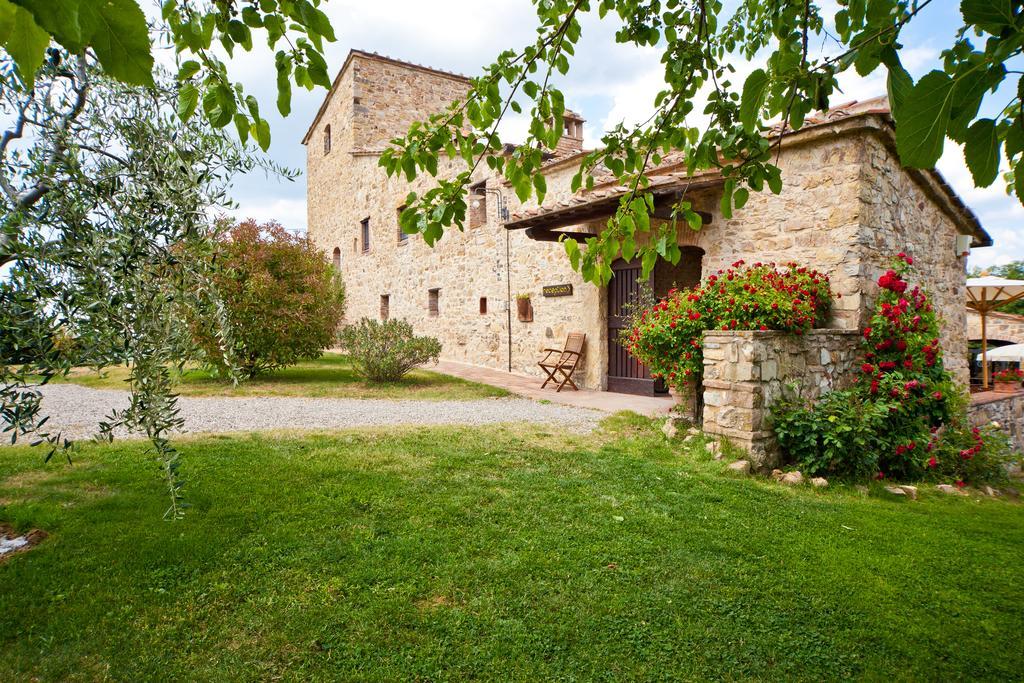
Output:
[{"xmin": 228, "ymin": 197, "xmax": 308, "ymax": 234}]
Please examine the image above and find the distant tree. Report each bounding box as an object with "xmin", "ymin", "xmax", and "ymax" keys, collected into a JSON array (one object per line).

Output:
[
  {"xmin": 971, "ymin": 261, "xmax": 1024, "ymax": 315},
  {"xmin": 385, "ymin": 0, "xmax": 1024, "ymax": 285},
  {"xmin": 187, "ymin": 219, "xmax": 346, "ymax": 379}
]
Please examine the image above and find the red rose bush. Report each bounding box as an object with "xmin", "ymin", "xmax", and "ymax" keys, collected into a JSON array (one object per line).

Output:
[
  {"xmin": 775, "ymin": 254, "xmax": 1014, "ymax": 484},
  {"xmin": 624, "ymin": 260, "xmax": 832, "ymax": 390}
]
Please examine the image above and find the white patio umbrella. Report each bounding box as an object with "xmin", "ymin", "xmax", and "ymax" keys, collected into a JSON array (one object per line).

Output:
[
  {"xmin": 975, "ymin": 343, "xmax": 1024, "ymax": 363},
  {"xmin": 967, "ymin": 276, "xmax": 1024, "ymax": 388}
]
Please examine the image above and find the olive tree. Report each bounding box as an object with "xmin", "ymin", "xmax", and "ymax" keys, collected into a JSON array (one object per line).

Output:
[{"xmin": 0, "ymin": 55, "xmax": 291, "ymax": 517}]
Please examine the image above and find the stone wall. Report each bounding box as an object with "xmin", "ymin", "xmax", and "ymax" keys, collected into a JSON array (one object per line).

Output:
[
  {"xmin": 305, "ymin": 52, "xmax": 606, "ymax": 388},
  {"xmin": 857, "ymin": 132, "xmax": 971, "ymax": 384},
  {"xmin": 966, "ymin": 309, "xmax": 1024, "ymax": 344},
  {"xmin": 969, "ymin": 392, "xmax": 1024, "ymax": 458},
  {"xmin": 701, "ymin": 329, "xmax": 862, "ymax": 468}
]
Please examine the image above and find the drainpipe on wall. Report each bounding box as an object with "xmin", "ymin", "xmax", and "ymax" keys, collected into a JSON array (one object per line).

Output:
[{"xmin": 483, "ymin": 187, "xmax": 513, "ymax": 372}]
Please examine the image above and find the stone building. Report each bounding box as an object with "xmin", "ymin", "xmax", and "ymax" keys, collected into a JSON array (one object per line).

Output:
[{"xmin": 304, "ymin": 50, "xmax": 994, "ymax": 457}]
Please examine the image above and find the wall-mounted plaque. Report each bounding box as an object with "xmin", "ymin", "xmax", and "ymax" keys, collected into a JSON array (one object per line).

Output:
[{"xmin": 542, "ymin": 284, "xmax": 573, "ymax": 297}]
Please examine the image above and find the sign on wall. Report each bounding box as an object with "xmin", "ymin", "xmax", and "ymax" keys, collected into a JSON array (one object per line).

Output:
[{"xmin": 542, "ymin": 284, "xmax": 573, "ymax": 297}]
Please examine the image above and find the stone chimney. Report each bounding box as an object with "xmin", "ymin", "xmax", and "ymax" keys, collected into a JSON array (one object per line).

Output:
[{"xmin": 556, "ymin": 110, "xmax": 585, "ymax": 156}]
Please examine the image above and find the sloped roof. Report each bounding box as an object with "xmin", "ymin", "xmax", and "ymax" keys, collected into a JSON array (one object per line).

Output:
[{"xmin": 505, "ymin": 96, "xmax": 991, "ymax": 248}]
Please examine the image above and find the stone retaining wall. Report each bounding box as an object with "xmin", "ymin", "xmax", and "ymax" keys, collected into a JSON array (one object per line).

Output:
[
  {"xmin": 968, "ymin": 392, "xmax": 1024, "ymax": 454},
  {"xmin": 701, "ymin": 329, "xmax": 862, "ymax": 468}
]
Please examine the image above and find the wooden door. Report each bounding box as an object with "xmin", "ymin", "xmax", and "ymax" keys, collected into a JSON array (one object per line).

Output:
[
  {"xmin": 607, "ymin": 258, "xmax": 656, "ymax": 394},
  {"xmin": 606, "ymin": 250, "xmax": 705, "ymax": 395}
]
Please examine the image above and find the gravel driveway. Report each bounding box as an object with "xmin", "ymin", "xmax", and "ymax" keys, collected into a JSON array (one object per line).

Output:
[{"xmin": 16, "ymin": 384, "xmax": 603, "ymax": 441}]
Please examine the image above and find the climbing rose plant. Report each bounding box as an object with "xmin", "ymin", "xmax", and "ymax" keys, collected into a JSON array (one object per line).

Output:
[
  {"xmin": 625, "ymin": 261, "xmax": 832, "ymax": 390},
  {"xmin": 775, "ymin": 254, "xmax": 1014, "ymax": 484}
]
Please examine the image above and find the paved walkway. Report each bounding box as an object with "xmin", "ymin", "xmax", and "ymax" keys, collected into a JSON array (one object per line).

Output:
[{"xmin": 435, "ymin": 360, "xmax": 675, "ymax": 416}]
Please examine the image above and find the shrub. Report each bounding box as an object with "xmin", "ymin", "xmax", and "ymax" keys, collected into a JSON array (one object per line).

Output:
[
  {"xmin": 774, "ymin": 253, "xmax": 1013, "ymax": 484},
  {"xmin": 338, "ymin": 318, "xmax": 441, "ymax": 382},
  {"xmin": 625, "ymin": 260, "xmax": 832, "ymax": 389},
  {"xmin": 189, "ymin": 219, "xmax": 345, "ymax": 379}
]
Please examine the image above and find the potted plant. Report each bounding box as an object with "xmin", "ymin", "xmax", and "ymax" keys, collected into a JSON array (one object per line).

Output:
[
  {"xmin": 992, "ymin": 367, "xmax": 1024, "ymax": 392},
  {"xmin": 516, "ymin": 293, "xmax": 533, "ymax": 322}
]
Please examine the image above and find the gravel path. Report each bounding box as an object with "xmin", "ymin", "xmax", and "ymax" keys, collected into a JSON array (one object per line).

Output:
[{"xmin": 17, "ymin": 384, "xmax": 603, "ymax": 441}]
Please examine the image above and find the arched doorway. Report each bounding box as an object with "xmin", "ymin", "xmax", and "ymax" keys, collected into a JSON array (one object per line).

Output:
[{"xmin": 606, "ymin": 247, "xmax": 704, "ymax": 394}]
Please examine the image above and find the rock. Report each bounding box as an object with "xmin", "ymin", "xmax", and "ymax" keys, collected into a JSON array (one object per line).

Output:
[
  {"xmin": 686, "ymin": 427, "xmax": 700, "ymax": 436},
  {"xmin": 899, "ymin": 485, "xmax": 918, "ymax": 500},
  {"xmin": 810, "ymin": 477, "xmax": 829, "ymax": 488},
  {"xmin": 771, "ymin": 469, "xmax": 784, "ymax": 481},
  {"xmin": 1004, "ymin": 486, "xmax": 1020, "ymax": 499},
  {"xmin": 727, "ymin": 460, "xmax": 751, "ymax": 475},
  {"xmin": 662, "ymin": 420, "xmax": 678, "ymax": 440},
  {"xmin": 682, "ymin": 434, "xmax": 695, "ymax": 444},
  {"xmin": 706, "ymin": 441, "xmax": 722, "ymax": 460},
  {"xmin": 855, "ymin": 485, "xmax": 869, "ymax": 495},
  {"xmin": 936, "ymin": 484, "xmax": 966, "ymax": 496},
  {"xmin": 780, "ymin": 471, "xmax": 804, "ymax": 486},
  {"xmin": 884, "ymin": 486, "xmax": 906, "ymax": 497},
  {"xmin": 982, "ymin": 485, "xmax": 998, "ymax": 497}
]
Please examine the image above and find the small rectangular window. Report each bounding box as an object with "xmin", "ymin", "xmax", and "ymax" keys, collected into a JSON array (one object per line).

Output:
[
  {"xmin": 468, "ymin": 181, "xmax": 487, "ymax": 228},
  {"xmin": 361, "ymin": 217, "xmax": 370, "ymax": 253},
  {"xmin": 380, "ymin": 294, "xmax": 390, "ymax": 320},
  {"xmin": 479, "ymin": 297, "xmax": 487, "ymax": 314},
  {"xmin": 428, "ymin": 288, "xmax": 439, "ymax": 317},
  {"xmin": 397, "ymin": 205, "xmax": 409, "ymax": 244},
  {"xmin": 324, "ymin": 124, "xmax": 331, "ymax": 155}
]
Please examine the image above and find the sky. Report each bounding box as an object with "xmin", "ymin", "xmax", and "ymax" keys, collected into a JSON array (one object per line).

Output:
[{"xmin": 218, "ymin": 0, "xmax": 1023, "ymax": 270}]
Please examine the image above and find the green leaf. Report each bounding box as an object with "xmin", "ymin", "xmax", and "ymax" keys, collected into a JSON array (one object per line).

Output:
[
  {"xmin": 894, "ymin": 71, "xmax": 955, "ymax": 168},
  {"xmin": 4, "ymin": 3, "xmax": 49, "ymax": 86},
  {"xmin": 960, "ymin": 0, "xmax": 1015, "ymax": 28},
  {"xmin": 10, "ymin": 0, "xmax": 81, "ymax": 48},
  {"xmin": 0, "ymin": 0, "xmax": 17, "ymax": 45},
  {"xmin": 252, "ymin": 117, "xmax": 271, "ymax": 151},
  {"xmin": 963, "ymin": 118, "xmax": 1001, "ymax": 187},
  {"xmin": 177, "ymin": 59, "xmax": 201, "ymax": 81},
  {"xmin": 739, "ymin": 69, "xmax": 769, "ymax": 133},
  {"xmin": 79, "ymin": 0, "xmax": 154, "ymax": 86},
  {"xmin": 176, "ymin": 82, "xmax": 199, "ymax": 120},
  {"xmin": 1013, "ymin": 159, "xmax": 1024, "ymax": 204},
  {"xmin": 532, "ymin": 173, "xmax": 547, "ymax": 204},
  {"xmin": 880, "ymin": 48, "xmax": 912, "ymax": 118}
]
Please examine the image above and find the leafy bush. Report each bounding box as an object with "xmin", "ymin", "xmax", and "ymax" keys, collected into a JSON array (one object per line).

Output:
[
  {"xmin": 625, "ymin": 260, "xmax": 832, "ymax": 389},
  {"xmin": 774, "ymin": 253, "xmax": 1014, "ymax": 484},
  {"xmin": 773, "ymin": 390, "xmax": 897, "ymax": 480},
  {"xmin": 188, "ymin": 219, "xmax": 346, "ymax": 379},
  {"xmin": 338, "ymin": 318, "xmax": 441, "ymax": 382},
  {"xmin": 925, "ymin": 423, "xmax": 1014, "ymax": 487}
]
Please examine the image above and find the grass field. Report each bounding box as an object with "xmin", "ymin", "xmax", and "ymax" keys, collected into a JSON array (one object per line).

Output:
[
  {"xmin": 49, "ymin": 352, "xmax": 509, "ymax": 401},
  {"xmin": 1, "ymin": 414, "xmax": 1022, "ymax": 680}
]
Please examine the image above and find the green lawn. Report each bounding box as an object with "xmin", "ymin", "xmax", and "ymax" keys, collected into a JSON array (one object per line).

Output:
[
  {"xmin": 49, "ymin": 351, "xmax": 509, "ymax": 400},
  {"xmin": 1, "ymin": 415, "xmax": 1022, "ymax": 680}
]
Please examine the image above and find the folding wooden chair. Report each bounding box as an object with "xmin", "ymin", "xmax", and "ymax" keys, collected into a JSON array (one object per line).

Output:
[{"xmin": 538, "ymin": 332, "xmax": 586, "ymax": 392}]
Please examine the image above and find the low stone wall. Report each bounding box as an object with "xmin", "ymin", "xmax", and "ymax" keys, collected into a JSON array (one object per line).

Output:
[
  {"xmin": 701, "ymin": 329, "xmax": 862, "ymax": 468},
  {"xmin": 968, "ymin": 392, "xmax": 1024, "ymax": 455}
]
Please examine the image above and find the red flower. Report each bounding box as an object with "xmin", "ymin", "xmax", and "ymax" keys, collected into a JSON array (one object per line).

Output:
[
  {"xmin": 955, "ymin": 480, "xmax": 966, "ymax": 489},
  {"xmin": 875, "ymin": 471, "xmax": 885, "ymax": 480},
  {"xmin": 861, "ymin": 363, "xmax": 875, "ymax": 374},
  {"xmin": 927, "ymin": 456, "xmax": 938, "ymax": 468}
]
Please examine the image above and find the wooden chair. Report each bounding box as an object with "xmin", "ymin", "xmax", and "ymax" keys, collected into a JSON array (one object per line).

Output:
[{"xmin": 538, "ymin": 332, "xmax": 586, "ymax": 392}]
